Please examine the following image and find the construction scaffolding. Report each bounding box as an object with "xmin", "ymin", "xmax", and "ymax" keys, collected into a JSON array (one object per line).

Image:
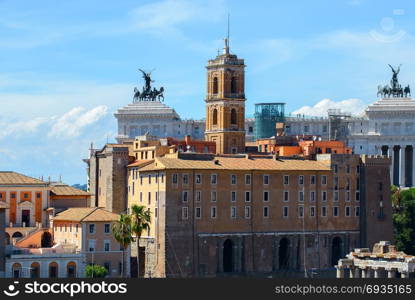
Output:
[
  {"xmin": 328, "ymin": 109, "xmax": 351, "ymax": 141},
  {"xmin": 254, "ymin": 103, "xmax": 285, "ymax": 140}
]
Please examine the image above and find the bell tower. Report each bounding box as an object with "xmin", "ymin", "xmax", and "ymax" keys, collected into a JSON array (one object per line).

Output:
[{"xmin": 204, "ymin": 38, "xmax": 246, "ymax": 154}]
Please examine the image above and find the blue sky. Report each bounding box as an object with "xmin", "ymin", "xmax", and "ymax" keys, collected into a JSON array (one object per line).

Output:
[{"xmin": 1, "ymin": 0, "xmax": 415, "ymax": 184}]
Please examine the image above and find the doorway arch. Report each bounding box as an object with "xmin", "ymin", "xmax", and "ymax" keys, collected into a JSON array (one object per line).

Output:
[
  {"xmin": 279, "ymin": 238, "xmax": 290, "ymax": 270},
  {"xmin": 223, "ymin": 239, "xmax": 233, "ymax": 273}
]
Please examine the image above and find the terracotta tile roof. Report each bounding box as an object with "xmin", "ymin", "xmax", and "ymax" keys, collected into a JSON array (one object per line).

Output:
[
  {"xmin": 138, "ymin": 156, "xmax": 331, "ymax": 172},
  {"xmin": 53, "ymin": 207, "xmax": 119, "ymax": 222},
  {"xmin": 128, "ymin": 159, "xmax": 155, "ymax": 168},
  {"xmin": 0, "ymin": 171, "xmax": 47, "ymax": 185},
  {"xmin": 50, "ymin": 184, "xmax": 90, "ymax": 196}
]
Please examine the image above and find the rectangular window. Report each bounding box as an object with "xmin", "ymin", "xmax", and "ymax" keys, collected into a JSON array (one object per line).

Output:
[
  {"xmin": 263, "ymin": 191, "xmax": 269, "ymax": 202},
  {"xmin": 310, "ymin": 206, "xmax": 316, "ymax": 217},
  {"xmin": 104, "ymin": 240, "xmax": 110, "ymax": 252},
  {"xmin": 182, "ymin": 191, "xmax": 188, "ymax": 202},
  {"xmin": 346, "ymin": 164, "xmax": 350, "ymax": 174},
  {"xmin": 322, "ymin": 206, "xmax": 327, "ymax": 217},
  {"xmin": 231, "ymin": 191, "xmax": 236, "ymax": 202},
  {"xmin": 263, "ymin": 206, "xmax": 269, "ymax": 218},
  {"xmin": 231, "ymin": 174, "xmax": 237, "ymax": 185},
  {"xmin": 355, "ymin": 191, "xmax": 360, "ymax": 202},
  {"xmin": 244, "ymin": 206, "xmax": 251, "ymax": 219},
  {"xmin": 195, "ymin": 174, "xmax": 201, "ymax": 184},
  {"xmin": 211, "ymin": 191, "xmax": 217, "ymax": 202},
  {"xmin": 283, "ymin": 206, "xmax": 289, "ymax": 218},
  {"xmin": 132, "ymin": 182, "xmax": 135, "ymax": 196},
  {"xmin": 322, "ymin": 191, "xmax": 327, "ymax": 202},
  {"xmin": 334, "ymin": 176, "xmax": 339, "ymax": 190},
  {"xmin": 333, "ymin": 206, "xmax": 339, "ymax": 217},
  {"xmin": 196, "ymin": 191, "xmax": 202, "ymax": 202},
  {"xmin": 104, "ymin": 223, "xmax": 110, "ymax": 234},
  {"xmin": 355, "ymin": 206, "xmax": 360, "ymax": 217},
  {"xmin": 140, "ymin": 176, "xmax": 143, "ymax": 185},
  {"xmin": 346, "ymin": 191, "xmax": 350, "ymax": 202},
  {"xmin": 346, "ymin": 178, "xmax": 350, "ymax": 191},
  {"xmin": 88, "ymin": 240, "xmax": 95, "ymax": 252},
  {"xmin": 283, "ymin": 175, "xmax": 289, "ymax": 185},
  {"xmin": 310, "ymin": 175, "xmax": 316, "ymax": 185},
  {"xmin": 283, "ymin": 191, "xmax": 289, "ymax": 202},
  {"xmin": 211, "ymin": 206, "xmax": 217, "ymax": 219},
  {"xmin": 148, "ymin": 175, "xmax": 152, "ymax": 184},
  {"xmin": 245, "ymin": 174, "xmax": 251, "ymax": 185},
  {"xmin": 182, "ymin": 207, "xmax": 188, "ymax": 220},
  {"xmin": 155, "ymin": 208, "xmax": 158, "ymax": 218},
  {"xmin": 334, "ymin": 191, "xmax": 339, "ymax": 202},
  {"xmin": 89, "ymin": 224, "xmax": 95, "ymax": 234},
  {"xmin": 245, "ymin": 191, "xmax": 251, "ymax": 202},
  {"xmin": 183, "ymin": 174, "xmax": 189, "ymax": 185},
  {"xmin": 298, "ymin": 175, "xmax": 304, "ymax": 185},
  {"xmin": 140, "ymin": 192, "xmax": 143, "ymax": 202},
  {"xmin": 76, "ymin": 224, "xmax": 79, "ymax": 233},
  {"xmin": 298, "ymin": 206, "xmax": 304, "ymax": 218},
  {"xmin": 263, "ymin": 175, "xmax": 269, "ymax": 185},
  {"xmin": 356, "ymin": 165, "xmax": 360, "ymax": 174},
  {"xmin": 231, "ymin": 206, "xmax": 237, "ymax": 219},
  {"xmin": 310, "ymin": 191, "xmax": 315, "ymax": 202},
  {"xmin": 195, "ymin": 207, "xmax": 201, "ymax": 219},
  {"xmin": 345, "ymin": 206, "xmax": 351, "ymax": 217},
  {"xmin": 172, "ymin": 174, "xmax": 178, "ymax": 184},
  {"xmin": 298, "ymin": 191, "xmax": 304, "ymax": 202},
  {"xmin": 211, "ymin": 174, "xmax": 217, "ymax": 185},
  {"xmin": 321, "ymin": 175, "xmax": 327, "ymax": 185},
  {"xmin": 36, "ymin": 192, "xmax": 41, "ymax": 198},
  {"xmin": 148, "ymin": 192, "xmax": 151, "ymax": 205},
  {"xmin": 333, "ymin": 164, "xmax": 338, "ymax": 173}
]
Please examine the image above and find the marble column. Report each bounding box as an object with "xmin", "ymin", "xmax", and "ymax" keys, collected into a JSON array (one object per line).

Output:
[
  {"xmin": 349, "ymin": 267, "xmax": 360, "ymax": 278},
  {"xmin": 387, "ymin": 269, "xmax": 396, "ymax": 278},
  {"xmin": 401, "ymin": 271, "xmax": 409, "ymax": 278},
  {"xmin": 400, "ymin": 146, "xmax": 406, "ymax": 187},
  {"xmin": 374, "ymin": 267, "xmax": 383, "ymax": 278},
  {"xmin": 336, "ymin": 266, "xmax": 344, "ymax": 278},
  {"xmin": 361, "ymin": 267, "xmax": 371, "ymax": 278}
]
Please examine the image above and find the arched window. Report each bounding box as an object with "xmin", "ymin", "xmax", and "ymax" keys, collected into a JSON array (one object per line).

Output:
[
  {"xmin": 213, "ymin": 77, "xmax": 218, "ymax": 94},
  {"xmin": 231, "ymin": 76, "xmax": 237, "ymax": 94},
  {"xmin": 12, "ymin": 263, "xmax": 22, "ymax": 278},
  {"xmin": 231, "ymin": 109, "xmax": 237, "ymax": 125},
  {"xmin": 67, "ymin": 262, "xmax": 77, "ymax": 278},
  {"xmin": 30, "ymin": 262, "xmax": 40, "ymax": 278},
  {"xmin": 49, "ymin": 262, "xmax": 58, "ymax": 278},
  {"xmin": 212, "ymin": 109, "xmax": 218, "ymax": 126}
]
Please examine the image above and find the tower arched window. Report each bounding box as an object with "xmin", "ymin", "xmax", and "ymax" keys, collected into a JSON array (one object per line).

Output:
[
  {"xmin": 231, "ymin": 109, "xmax": 237, "ymax": 125},
  {"xmin": 213, "ymin": 109, "xmax": 218, "ymax": 125},
  {"xmin": 231, "ymin": 76, "xmax": 237, "ymax": 94},
  {"xmin": 213, "ymin": 77, "xmax": 218, "ymax": 95}
]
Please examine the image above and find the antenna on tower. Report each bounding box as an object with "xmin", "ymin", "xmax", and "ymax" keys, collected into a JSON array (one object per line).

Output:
[{"xmin": 224, "ymin": 13, "xmax": 230, "ymax": 54}]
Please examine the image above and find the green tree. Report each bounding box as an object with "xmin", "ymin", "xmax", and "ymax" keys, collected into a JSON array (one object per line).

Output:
[
  {"xmin": 393, "ymin": 188, "xmax": 415, "ymax": 254},
  {"xmin": 112, "ymin": 214, "xmax": 134, "ymax": 277},
  {"xmin": 85, "ymin": 264, "xmax": 108, "ymax": 278},
  {"xmin": 131, "ymin": 204, "xmax": 151, "ymax": 278}
]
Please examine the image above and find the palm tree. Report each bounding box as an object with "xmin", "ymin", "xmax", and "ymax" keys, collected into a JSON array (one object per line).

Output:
[
  {"xmin": 131, "ymin": 204, "xmax": 151, "ymax": 278},
  {"xmin": 391, "ymin": 185, "xmax": 402, "ymax": 213},
  {"xmin": 112, "ymin": 214, "xmax": 134, "ymax": 278}
]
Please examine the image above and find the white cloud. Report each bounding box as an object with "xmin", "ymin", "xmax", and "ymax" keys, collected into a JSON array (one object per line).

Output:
[
  {"xmin": 48, "ymin": 106, "xmax": 108, "ymax": 138},
  {"xmin": 0, "ymin": 117, "xmax": 50, "ymax": 139},
  {"xmin": 291, "ymin": 98, "xmax": 366, "ymax": 117}
]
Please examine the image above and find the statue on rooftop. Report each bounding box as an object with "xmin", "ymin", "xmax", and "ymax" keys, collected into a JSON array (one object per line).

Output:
[{"xmin": 133, "ymin": 69, "xmax": 165, "ymax": 102}]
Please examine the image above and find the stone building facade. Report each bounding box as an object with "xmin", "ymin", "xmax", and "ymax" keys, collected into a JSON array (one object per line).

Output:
[
  {"xmin": 127, "ymin": 152, "xmax": 392, "ymax": 277},
  {"xmin": 283, "ymin": 96, "xmax": 415, "ymax": 188},
  {"xmin": 84, "ymin": 143, "xmax": 133, "ymax": 214}
]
